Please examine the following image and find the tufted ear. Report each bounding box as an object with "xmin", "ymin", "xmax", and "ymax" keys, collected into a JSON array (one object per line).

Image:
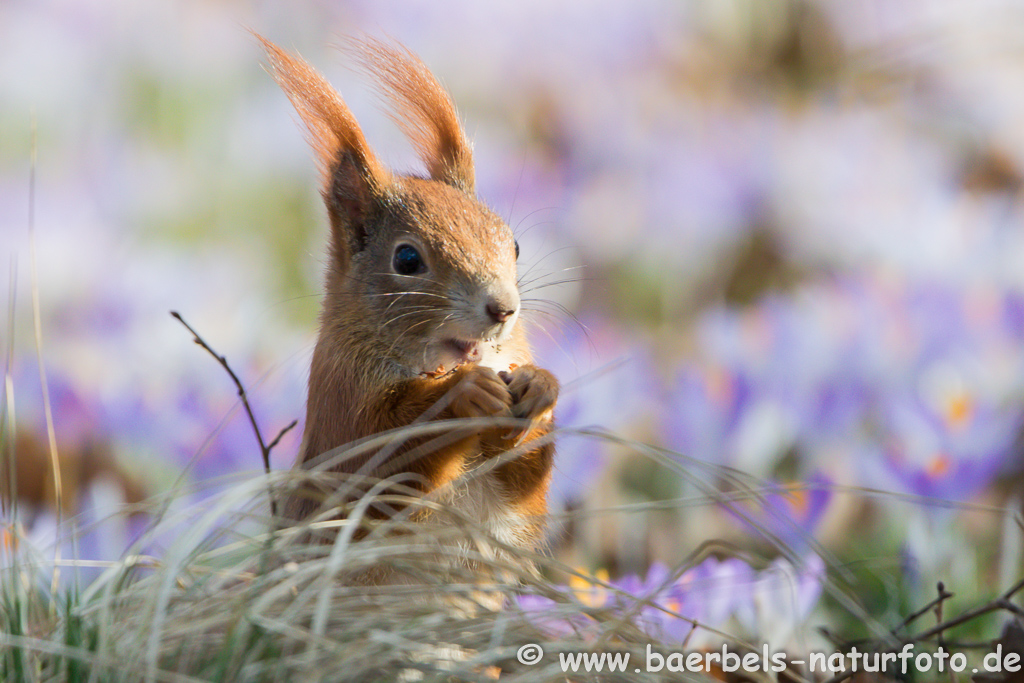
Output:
[
  {"xmin": 354, "ymin": 37, "xmax": 475, "ymax": 194},
  {"xmin": 258, "ymin": 35, "xmax": 391, "ymax": 261}
]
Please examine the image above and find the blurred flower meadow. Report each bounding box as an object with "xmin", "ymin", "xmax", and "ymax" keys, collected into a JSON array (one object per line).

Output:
[{"xmin": 3, "ymin": 0, "xmax": 1024, "ymax": 660}]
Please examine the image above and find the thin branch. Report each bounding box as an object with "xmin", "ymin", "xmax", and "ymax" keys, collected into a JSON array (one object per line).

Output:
[
  {"xmin": 267, "ymin": 420, "xmax": 299, "ymax": 453},
  {"xmin": 933, "ymin": 582, "xmax": 950, "ymax": 682},
  {"xmin": 891, "ymin": 581, "xmax": 954, "ymax": 636},
  {"xmin": 819, "ymin": 577, "xmax": 1024, "ymax": 683},
  {"xmin": 908, "ymin": 576, "xmax": 1024, "ymax": 644},
  {"xmin": 170, "ymin": 311, "xmax": 292, "ymax": 518},
  {"xmin": 997, "ymin": 599, "xmax": 1024, "ymax": 618}
]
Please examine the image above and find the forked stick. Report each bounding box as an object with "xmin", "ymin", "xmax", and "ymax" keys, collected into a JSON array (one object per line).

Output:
[{"xmin": 170, "ymin": 310, "xmax": 297, "ymax": 518}]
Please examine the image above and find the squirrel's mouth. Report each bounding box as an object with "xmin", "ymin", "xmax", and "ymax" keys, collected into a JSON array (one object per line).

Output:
[
  {"xmin": 418, "ymin": 336, "xmax": 496, "ymax": 378},
  {"xmin": 444, "ymin": 337, "xmax": 483, "ymax": 362}
]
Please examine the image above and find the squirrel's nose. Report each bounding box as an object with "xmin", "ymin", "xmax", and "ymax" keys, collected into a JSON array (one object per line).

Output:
[{"xmin": 486, "ymin": 301, "xmax": 516, "ymax": 324}]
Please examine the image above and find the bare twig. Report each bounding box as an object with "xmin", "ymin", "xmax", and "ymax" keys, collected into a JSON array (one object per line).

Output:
[
  {"xmin": 908, "ymin": 576, "xmax": 1024, "ymax": 644},
  {"xmin": 268, "ymin": 420, "xmax": 299, "ymax": 453},
  {"xmin": 891, "ymin": 581, "xmax": 954, "ymax": 636},
  {"xmin": 820, "ymin": 577, "xmax": 1024, "ymax": 683},
  {"xmin": 997, "ymin": 598, "xmax": 1024, "ymax": 619},
  {"xmin": 932, "ymin": 582, "xmax": 954, "ymax": 683},
  {"xmin": 170, "ymin": 310, "xmax": 291, "ymax": 518}
]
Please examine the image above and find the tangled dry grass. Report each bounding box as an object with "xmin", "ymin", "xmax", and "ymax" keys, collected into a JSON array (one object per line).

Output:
[
  {"xmin": 5, "ymin": 431, "xmax": 1024, "ymax": 683},
  {"xmin": 1, "ymin": 455, "xmax": 702, "ymax": 683}
]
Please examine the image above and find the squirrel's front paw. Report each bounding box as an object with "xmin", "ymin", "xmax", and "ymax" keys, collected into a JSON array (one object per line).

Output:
[
  {"xmin": 448, "ymin": 365, "xmax": 513, "ymax": 419},
  {"xmin": 499, "ymin": 365, "xmax": 558, "ymax": 424}
]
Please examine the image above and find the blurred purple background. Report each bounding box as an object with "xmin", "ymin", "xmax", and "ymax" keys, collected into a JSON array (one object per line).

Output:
[{"xmin": 4, "ymin": 0, "xmax": 1024, "ymax": 644}]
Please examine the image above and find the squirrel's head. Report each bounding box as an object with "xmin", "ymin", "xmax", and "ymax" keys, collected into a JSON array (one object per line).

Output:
[{"xmin": 260, "ymin": 36, "xmax": 521, "ymax": 376}]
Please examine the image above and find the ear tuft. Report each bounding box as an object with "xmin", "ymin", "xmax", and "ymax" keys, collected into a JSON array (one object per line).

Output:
[
  {"xmin": 353, "ymin": 37, "xmax": 475, "ymax": 194},
  {"xmin": 257, "ymin": 35, "xmax": 388, "ymax": 190},
  {"xmin": 257, "ymin": 34, "xmax": 389, "ymax": 257}
]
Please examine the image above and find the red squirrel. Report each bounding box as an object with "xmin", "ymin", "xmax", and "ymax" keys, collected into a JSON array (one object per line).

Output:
[{"xmin": 259, "ymin": 37, "xmax": 558, "ymax": 559}]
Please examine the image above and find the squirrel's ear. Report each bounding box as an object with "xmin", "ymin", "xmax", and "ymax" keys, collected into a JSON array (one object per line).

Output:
[
  {"xmin": 355, "ymin": 38, "xmax": 475, "ymax": 194},
  {"xmin": 258, "ymin": 35, "xmax": 389, "ymax": 257}
]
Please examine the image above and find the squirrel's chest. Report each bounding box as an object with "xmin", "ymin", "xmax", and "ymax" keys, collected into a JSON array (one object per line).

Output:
[
  {"xmin": 475, "ymin": 342, "xmax": 517, "ymax": 375},
  {"xmin": 443, "ymin": 471, "xmax": 529, "ymax": 548}
]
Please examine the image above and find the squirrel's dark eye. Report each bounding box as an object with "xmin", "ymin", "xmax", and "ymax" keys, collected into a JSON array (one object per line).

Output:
[
  {"xmin": 514, "ymin": 240, "xmax": 520, "ymax": 260},
  {"xmin": 393, "ymin": 244, "xmax": 425, "ymax": 275}
]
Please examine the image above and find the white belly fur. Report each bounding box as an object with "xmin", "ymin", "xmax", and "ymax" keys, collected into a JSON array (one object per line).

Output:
[
  {"xmin": 450, "ymin": 342, "xmax": 527, "ymax": 548},
  {"xmin": 476, "ymin": 342, "xmax": 515, "ymax": 375},
  {"xmin": 448, "ymin": 470, "xmax": 529, "ymax": 547}
]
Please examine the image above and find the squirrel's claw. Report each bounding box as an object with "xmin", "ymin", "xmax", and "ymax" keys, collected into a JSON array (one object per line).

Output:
[
  {"xmin": 448, "ymin": 365, "xmax": 513, "ymax": 420},
  {"xmin": 499, "ymin": 365, "xmax": 558, "ymax": 441}
]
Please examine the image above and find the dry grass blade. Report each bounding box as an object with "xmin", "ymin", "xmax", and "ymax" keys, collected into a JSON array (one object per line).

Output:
[{"xmin": 3, "ymin": 426, "xmax": 1021, "ymax": 682}]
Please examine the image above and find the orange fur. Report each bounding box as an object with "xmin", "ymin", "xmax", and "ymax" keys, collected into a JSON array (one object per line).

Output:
[
  {"xmin": 259, "ymin": 36, "xmax": 558, "ymax": 561},
  {"xmin": 257, "ymin": 35, "xmax": 388, "ymax": 192},
  {"xmin": 355, "ymin": 38, "xmax": 475, "ymax": 193}
]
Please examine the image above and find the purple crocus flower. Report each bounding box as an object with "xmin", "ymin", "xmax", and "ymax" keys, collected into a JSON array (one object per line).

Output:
[
  {"xmin": 631, "ymin": 557, "xmax": 758, "ymax": 646},
  {"xmin": 861, "ymin": 392, "xmax": 1019, "ymax": 502},
  {"xmin": 520, "ymin": 555, "xmax": 824, "ymax": 650},
  {"xmin": 673, "ymin": 275, "xmax": 1024, "ymax": 501},
  {"xmin": 734, "ymin": 555, "xmax": 825, "ymax": 651},
  {"xmin": 663, "ymin": 363, "xmax": 753, "ymax": 470},
  {"xmin": 727, "ymin": 474, "xmax": 833, "ymax": 555}
]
